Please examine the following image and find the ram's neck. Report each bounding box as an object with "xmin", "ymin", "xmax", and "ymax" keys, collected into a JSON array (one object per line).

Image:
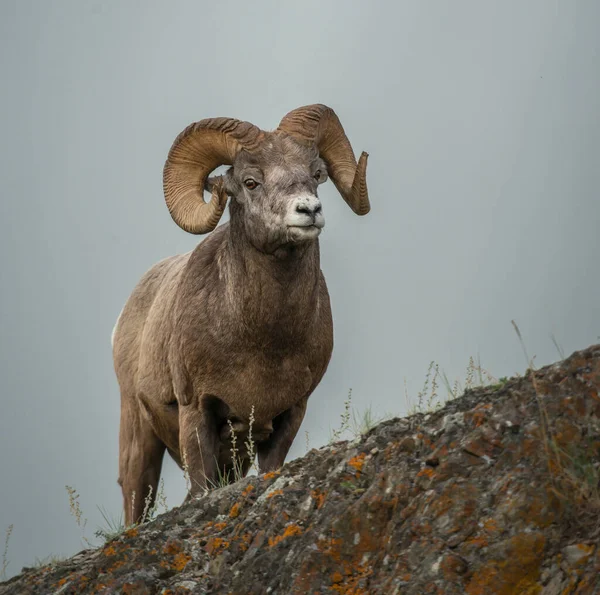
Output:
[{"xmin": 219, "ymin": 221, "xmax": 323, "ymax": 346}]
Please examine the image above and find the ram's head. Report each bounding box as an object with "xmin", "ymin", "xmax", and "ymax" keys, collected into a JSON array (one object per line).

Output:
[{"xmin": 163, "ymin": 104, "xmax": 370, "ymax": 251}]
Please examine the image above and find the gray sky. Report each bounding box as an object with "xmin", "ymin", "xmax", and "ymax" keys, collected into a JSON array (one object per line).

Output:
[{"xmin": 1, "ymin": 0, "xmax": 599, "ymax": 577}]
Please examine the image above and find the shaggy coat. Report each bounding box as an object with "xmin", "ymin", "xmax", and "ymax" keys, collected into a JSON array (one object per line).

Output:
[{"xmin": 113, "ymin": 105, "xmax": 369, "ymax": 525}]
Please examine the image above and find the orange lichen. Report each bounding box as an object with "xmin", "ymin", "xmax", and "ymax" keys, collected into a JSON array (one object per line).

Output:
[
  {"xmin": 440, "ymin": 554, "xmax": 468, "ymax": 580},
  {"xmin": 434, "ymin": 444, "xmax": 449, "ymax": 458},
  {"xmin": 263, "ymin": 471, "xmax": 281, "ymax": 480},
  {"xmin": 347, "ymin": 453, "xmax": 366, "ymax": 475},
  {"xmin": 267, "ymin": 489, "xmax": 284, "ymax": 499},
  {"xmin": 213, "ymin": 522, "xmax": 227, "ymax": 531},
  {"xmin": 163, "ymin": 540, "xmax": 182, "ymax": 555},
  {"xmin": 242, "ymin": 484, "xmax": 255, "ymax": 497},
  {"xmin": 465, "ymin": 532, "xmax": 545, "ymax": 595},
  {"xmin": 268, "ymin": 523, "xmax": 303, "ymax": 547},
  {"xmin": 103, "ymin": 544, "xmax": 118, "ymax": 557},
  {"xmin": 482, "ymin": 518, "xmax": 499, "ymax": 533},
  {"xmin": 416, "ymin": 467, "xmax": 435, "ymax": 478},
  {"xmin": 471, "ymin": 412, "xmax": 487, "ymax": 427},
  {"xmin": 107, "ymin": 556, "xmax": 129, "ymax": 574},
  {"xmin": 124, "ymin": 527, "xmax": 138, "ymax": 539},
  {"xmin": 330, "ymin": 563, "xmax": 373, "ymax": 595},
  {"xmin": 310, "ymin": 489, "xmax": 327, "ymax": 509},
  {"xmin": 235, "ymin": 532, "xmax": 253, "ymax": 552},
  {"xmin": 206, "ymin": 536, "xmax": 230, "ymax": 555},
  {"xmin": 317, "ymin": 535, "xmax": 343, "ymax": 562},
  {"xmin": 229, "ymin": 502, "xmax": 241, "ymax": 518},
  {"xmin": 465, "ymin": 404, "xmax": 492, "ymax": 428},
  {"xmin": 465, "ymin": 534, "xmax": 489, "ymax": 548},
  {"xmin": 172, "ymin": 552, "xmax": 192, "ymax": 572}
]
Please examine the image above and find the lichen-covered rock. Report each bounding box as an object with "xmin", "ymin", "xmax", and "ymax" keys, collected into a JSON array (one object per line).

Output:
[{"xmin": 2, "ymin": 345, "xmax": 600, "ymax": 594}]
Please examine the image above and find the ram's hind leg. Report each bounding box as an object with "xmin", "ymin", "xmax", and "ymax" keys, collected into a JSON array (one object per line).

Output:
[{"xmin": 118, "ymin": 397, "xmax": 166, "ymax": 526}]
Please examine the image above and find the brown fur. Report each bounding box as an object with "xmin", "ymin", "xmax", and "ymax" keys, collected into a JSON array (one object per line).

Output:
[{"xmin": 113, "ymin": 135, "xmax": 335, "ymax": 525}]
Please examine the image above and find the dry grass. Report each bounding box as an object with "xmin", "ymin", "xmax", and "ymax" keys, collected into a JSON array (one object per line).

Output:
[
  {"xmin": 31, "ymin": 553, "xmax": 67, "ymax": 569},
  {"xmin": 330, "ymin": 389, "xmax": 353, "ymax": 442},
  {"xmin": 406, "ymin": 354, "xmax": 499, "ymax": 416},
  {"xmin": 351, "ymin": 405, "xmax": 387, "ymax": 438},
  {"xmin": 94, "ymin": 506, "xmax": 126, "ymax": 543},
  {"xmin": 207, "ymin": 405, "xmax": 258, "ymax": 490},
  {"xmin": 511, "ymin": 320, "xmax": 600, "ymax": 536},
  {"xmin": 1, "ymin": 524, "xmax": 13, "ymax": 581},
  {"xmin": 65, "ymin": 477, "xmax": 169, "ymax": 548},
  {"xmin": 328, "ymin": 351, "xmax": 502, "ymax": 446},
  {"xmin": 65, "ymin": 485, "xmax": 92, "ymax": 548},
  {"xmin": 546, "ymin": 436, "xmax": 600, "ymax": 532},
  {"xmin": 244, "ymin": 404, "xmax": 257, "ymax": 473},
  {"xmin": 328, "ymin": 388, "xmax": 390, "ymax": 443}
]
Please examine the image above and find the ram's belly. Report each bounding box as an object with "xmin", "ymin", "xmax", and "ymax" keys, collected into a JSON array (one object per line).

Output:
[{"xmin": 205, "ymin": 352, "xmax": 316, "ymax": 424}]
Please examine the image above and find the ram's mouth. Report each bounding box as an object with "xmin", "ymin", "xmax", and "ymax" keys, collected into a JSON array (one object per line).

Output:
[
  {"xmin": 288, "ymin": 223, "xmax": 323, "ymax": 230},
  {"xmin": 287, "ymin": 224, "xmax": 323, "ymax": 240},
  {"xmin": 287, "ymin": 218, "xmax": 325, "ymax": 230}
]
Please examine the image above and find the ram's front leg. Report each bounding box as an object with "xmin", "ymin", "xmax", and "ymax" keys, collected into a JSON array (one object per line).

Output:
[
  {"xmin": 257, "ymin": 396, "xmax": 308, "ymax": 473},
  {"xmin": 178, "ymin": 395, "xmax": 220, "ymax": 494}
]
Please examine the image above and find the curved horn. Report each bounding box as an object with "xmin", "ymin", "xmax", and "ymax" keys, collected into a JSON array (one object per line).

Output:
[
  {"xmin": 163, "ymin": 118, "xmax": 263, "ymax": 234},
  {"xmin": 276, "ymin": 104, "xmax": 370, "ymax": 215}
]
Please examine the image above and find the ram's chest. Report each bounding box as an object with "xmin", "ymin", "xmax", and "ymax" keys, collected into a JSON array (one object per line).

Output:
[
  {"xmin": 179, "ymin": 277, "xmax": 333, "ymax": 423},
  {"xmin": 204, "ymin": 350, "xmax": 317, "ymax": 422},
  {"xmin": 186, "ymin": 342, "xmax": 323, "ymax": 423}
]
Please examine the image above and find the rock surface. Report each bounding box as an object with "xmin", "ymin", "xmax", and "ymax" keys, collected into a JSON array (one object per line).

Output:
[{"xmin": 2, "ymin": 345, "xmax": 600, "ymax": 594}]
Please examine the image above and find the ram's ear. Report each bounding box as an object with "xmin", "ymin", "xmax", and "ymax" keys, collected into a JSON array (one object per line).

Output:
[
  {"xmin": 204, "ymin": 175, "xmax": 222, "ymax": 192},
  {"xmin": 205, "ymin": 168, "xmax": 237, "ymax": 196}
]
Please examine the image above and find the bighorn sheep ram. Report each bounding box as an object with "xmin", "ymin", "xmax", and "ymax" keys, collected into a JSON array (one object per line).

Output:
[{"xmin": 112, "ymin": 104, "xmax": 370, "ymax": 525}]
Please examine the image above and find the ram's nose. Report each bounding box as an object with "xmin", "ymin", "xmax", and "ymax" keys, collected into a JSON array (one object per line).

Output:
[
  {"xmin": 294, "ymin": 195, "xmax": 322, "ymax": 218},
  {"xmin": 290, "ymin": 194, "xmax": 325, "ymax": 230}
]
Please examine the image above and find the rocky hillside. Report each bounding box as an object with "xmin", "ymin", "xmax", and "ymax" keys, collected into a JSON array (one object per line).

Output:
[{"xmin": 2, "ymin": 345, "xmax": 600, "ymax": 594}]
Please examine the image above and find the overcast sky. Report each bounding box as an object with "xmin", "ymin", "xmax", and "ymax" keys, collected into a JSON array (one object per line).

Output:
[{"xmin": 1, "ymin": 0, "xmax": 599, "ymax": 578}]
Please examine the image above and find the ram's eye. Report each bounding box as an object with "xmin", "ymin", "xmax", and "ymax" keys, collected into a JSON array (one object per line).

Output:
[
  {"xmin": 244, "ymin": 179, "xmax": 259, "ymax": 190},
  {"xmin": 314, "ymin": 170, "xmax": 322, "ymax": 180}
]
